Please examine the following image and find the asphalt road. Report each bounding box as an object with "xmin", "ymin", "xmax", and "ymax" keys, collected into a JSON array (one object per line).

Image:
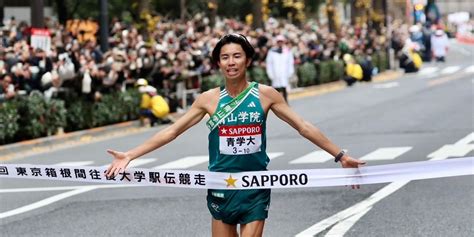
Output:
[{"xmin": 1, "ymin": 40, "xmax": 473, "ymax": 237}]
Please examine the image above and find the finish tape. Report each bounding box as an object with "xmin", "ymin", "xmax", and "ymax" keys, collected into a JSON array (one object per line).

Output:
[{"xmin": 0, "ymin": 157, "xmax": 472, "ymax": 189}]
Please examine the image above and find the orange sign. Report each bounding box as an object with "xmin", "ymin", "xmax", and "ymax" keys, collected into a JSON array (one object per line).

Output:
[{"xmin": 66, "ymin": 19, "xmax": 98, "ymax": 43}]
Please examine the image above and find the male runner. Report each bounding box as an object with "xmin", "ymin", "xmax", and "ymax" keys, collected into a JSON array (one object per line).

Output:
[{"xmin": 106, "ymin": 33, "xmax": 365, "ymax": 237}]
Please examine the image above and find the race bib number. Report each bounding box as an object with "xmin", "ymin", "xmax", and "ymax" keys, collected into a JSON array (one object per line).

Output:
[{"xmin": 219, "ymin": 124, "xmax": 262, "ymax": 155}]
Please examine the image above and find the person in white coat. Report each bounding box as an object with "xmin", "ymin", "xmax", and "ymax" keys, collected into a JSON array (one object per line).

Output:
[
  {"xmin": 431, "ymin": 29, "xmax": 449, "ymax": 62},
  {"xmin": 265, "ymin": 35, "xmax": 294, "ymax": 102}
]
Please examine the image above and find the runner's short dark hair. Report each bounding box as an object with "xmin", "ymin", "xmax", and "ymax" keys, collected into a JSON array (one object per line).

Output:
[{"xmin": 211, "ymin": 33, "xmax": 255, "ymax": 66}]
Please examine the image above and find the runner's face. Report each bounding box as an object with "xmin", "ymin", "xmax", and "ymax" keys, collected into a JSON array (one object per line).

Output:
[{"xmin": 218, "ymin": 43, "xmax": 250, "ymax": 81}]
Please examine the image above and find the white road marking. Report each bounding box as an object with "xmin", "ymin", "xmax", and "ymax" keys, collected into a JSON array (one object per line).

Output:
[
  {"xmin": 151, "ymin": 152, "xmax": 284, "ymax": 169},
  {"xmin": 153, "ymin": 156, "xmax": 208, "ymax": 169},
  {"xmin": 54, "ymin": 161, "xmax": 94, "ymax": 166},
  {"xmin": 0, "ymin": 156, "xmax": 195, "ymax": 219},
  {"xmin": 295, "ymin": 133, "xmax": 473, "ymax": 237},
  {"xmin": 268, "ymin": 152, "xmax": 284, "ymax": 160},
  {"xmin": 464, "ymin": 65, "xmax": 474, "ymax": 73},
  {"xmin": 454, "ymin": 132, "xmax": 474, "ymax": 145},
  {"xmin": 418, "ymin": 66, "xmax": 439, "ymax": 75},
  {"xmin": 440, "ymin": 66, "xmax": 461, "ymax": 74},
  {"xmin": 373, "ymin": 82, "xmax": 399, "ymax": 89},
  {"xmin": 101, "ymin": 158, "xmax": 157, "ymax": 168},
  {"xmin": 427, "ymin": 145, "xmax": 474, "ymax": 161},
  {"xmin": 325, "ymin": 206, "xmax": 373, "ymax": 237},
  {"xmin": 360, "ymin": 147, "xmax": 412, "ymax": 161},
  {"xmin": 0, "ymin": 184, "xmax": 144, "ymax": 193},
  {"xmin": 0, "ymin": 187, "xmax": 96, "ymax": 219},
  {"xmin": 289, "ymin": 150, "xmax": 335, "ymax": 164},
  {"xmin": 128, "ymin": 158, "xmax": 156, "ymax": 167},
  {"xmin": 152, "ymin": 153, "xmax": 284, "ymax": 169},
  {"xmin": 427, "ymin": 132, "xmax": 474, "ymax": 161},
  {"xmin": 295, "ymin": 181, "xmax": 409, "ymax": 236},
  {"xmin": 0, "ymin": 150, "xmax": 325, "ymax": 219},
  {"xmin": 450, "ymin": 42, "xmax": 472, "ymax": 56},
  {"xmin": 1, "ymin": 156, "xmax": 165, "ymax": 219}
]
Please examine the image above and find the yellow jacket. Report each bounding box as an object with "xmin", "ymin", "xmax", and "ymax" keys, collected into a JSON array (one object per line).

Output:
[
  {"xmin": 345, "ymin": 63, "xmax": 363, "ymax": 80},
  {"xmin": 141, "ymin": 94, "xmax": 170, "ymax": 118},
  {"xmin": 140, "ymin": 93, "xmax": 151, "ymax": 109},
  {"xmin": 410, "ymin": 51, "xmax": 423, "ymax": 69}
]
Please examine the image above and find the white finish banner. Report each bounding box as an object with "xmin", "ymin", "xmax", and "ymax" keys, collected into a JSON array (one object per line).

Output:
[{"xmin": 0, "ymin": 157, "xmax": 472, "ymax": 189}]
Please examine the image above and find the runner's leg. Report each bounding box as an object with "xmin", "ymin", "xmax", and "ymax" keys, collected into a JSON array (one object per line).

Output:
[
  {"xmin": 240, "ymin": 220, "xmax": 265, "ymax": 237},
  {"xmin": 212, "ymin": 218, "xmax": 238, "ymax": 237}
]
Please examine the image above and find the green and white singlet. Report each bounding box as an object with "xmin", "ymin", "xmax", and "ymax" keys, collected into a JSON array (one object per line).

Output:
[
  {"xmin": 206, "ymin": 83, "xmax": 271, "ymax": 225},
  {"xmin": 208, "ymin": 83, "xmax": 269, "ymax": 172}
]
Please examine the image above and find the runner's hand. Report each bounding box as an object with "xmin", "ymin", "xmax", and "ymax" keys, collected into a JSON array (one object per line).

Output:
[
  {"xmin": 105, "ymin": 149, "xmax": 132, "ymax": 178},
  {"xmin": 340, "ymin": 156, "xmax": 366, "ymax": 189}
]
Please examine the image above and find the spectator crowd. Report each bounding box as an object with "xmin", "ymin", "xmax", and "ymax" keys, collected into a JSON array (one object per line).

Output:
[{"xmin": 2, "ymin": 12, "xmax": 453, "ymax": 105}]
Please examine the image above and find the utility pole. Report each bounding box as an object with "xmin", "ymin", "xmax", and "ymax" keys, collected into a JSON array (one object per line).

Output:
[
  {"xmin": 252, "ymin": 0, "xmax": 263, "ymax": 29},
  {"xmin": 99, "ymin": 0, "xmax": 109, "ymax": 52},
  {"xmin": 386, "ymin": 2, "xmax": 395, "ymax": 70},
  {"xmin": 137, "ymin": 0, "xmax": 151, "ymax": 40},
  {"xmin": 180, "ymin": 0, "xmax": 186, "ymax": 21},
  {"xmin": 208, "ymin": 0, "xmax": 217, "ymax": 27},
  {"xmin": 0, "ymin": 0, "xmax": 4, "ymax": 27},
  {"xmin": 326, "ymin": 0, "xmax": 336, "ymax": 33},
  {"xmin": 55, "ymin": 0, "xmax": 68, "ymax": 25},
  {"xmin": 31, "ymin": 0, "xmax": 44, "ymax": 28}
]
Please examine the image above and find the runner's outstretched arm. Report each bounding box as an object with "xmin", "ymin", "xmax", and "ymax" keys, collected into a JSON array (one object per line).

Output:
[
  {"xmin": 105, "ymin": 92, "xmax": 210, "ymax": 177},
  {"xmin": 260, "ymin": 85, "xmax": 365, "ymax": 169}
]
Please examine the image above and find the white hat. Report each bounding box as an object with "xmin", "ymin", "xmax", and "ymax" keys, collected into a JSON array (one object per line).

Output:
[
  {"xmin": 276, "ymin": 34, "xmax": 286, "ymax": 42},
  {"xmin": 155, "ymin": 43, "xmax": 166, "ymax": 52},
  {"xmin": 343, "ymin": 54, "xmax": 352, "ymax": 63},
  {"xmin": 41, "ymin": 72, "xmax": 52, "ymax": 86},
  {"xmin": 136, "ymin": 78, "xmax": 148, "ymax": 86},
  {"xmin": 138, "ymin": 86, "xmax": 157, "ymax": 93},
  {"xmin": 138, "ymin": 85, "xmax": 147, "ymax": 93},
  {"xmin": 409, "ymin": 25, "xmax": 420, "ymax": 33},
  {"xmin": 145, "ymin": 85, "xmax": 157, "ymax": 94},
  {"xmin": 138, "ymin": 85, "xmax": 157, "ymax": 94},
  {"xmin": 435, "ymin": 29, "xmax": 444, "ymax": 36}
]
